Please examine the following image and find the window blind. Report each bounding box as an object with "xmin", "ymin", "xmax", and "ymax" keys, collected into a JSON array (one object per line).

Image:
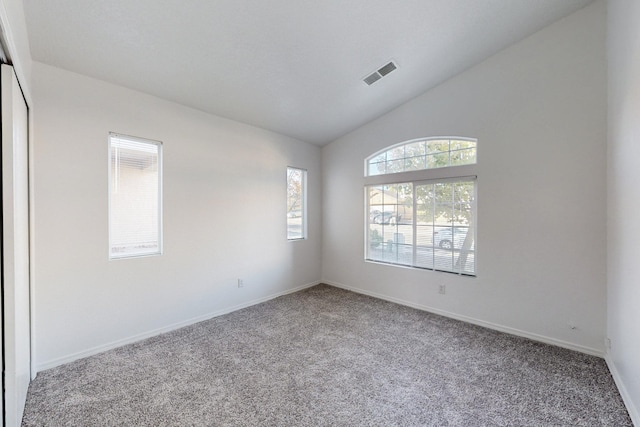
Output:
[
  {"xmin": 287, "ymin": 167, "xmax": 307, "ymax": 240},
  {"xmin": 109, "ymin": 133, "xmax": 162, "ymax": 259}
]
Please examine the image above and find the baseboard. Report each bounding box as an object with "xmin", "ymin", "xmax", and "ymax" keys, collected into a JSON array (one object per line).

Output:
[
  {"xmin": 606, "ymin": 354, "xmax": 640, "ymax": 425},
  {"xmin": 323, "ymin": 280, "xmax": 604, "ymax": 358},
  {"xmin": 36, "ymin": 280, "xmax": 321, "ymax": 372}
]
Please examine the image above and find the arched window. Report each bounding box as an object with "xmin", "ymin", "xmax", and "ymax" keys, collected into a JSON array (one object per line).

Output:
[
  {"xmin": 364, "ymin": 137, "xmax": 477, "ymax": 276},
  {"xmin": 366, "ymin": 137, "xmax": 476, "ymax": 176}
]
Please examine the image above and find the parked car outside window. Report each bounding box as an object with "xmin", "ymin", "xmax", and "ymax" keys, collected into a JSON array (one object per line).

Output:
[{"xmin": 433, "ymin": 226, "xmax": 473, "ymax": 250}]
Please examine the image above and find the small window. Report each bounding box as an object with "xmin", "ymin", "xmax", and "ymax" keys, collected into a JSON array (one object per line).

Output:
[
  {"xmin": 287, "ymin": 167, "xmax": 307, "ymax": 240},
  {"xmin": 367, "ymin": 137, "xmax": 476, "ymax": 176},
  {"xmin": 109, "ymin": 133, "xmax": 162, "ymax": 259}
]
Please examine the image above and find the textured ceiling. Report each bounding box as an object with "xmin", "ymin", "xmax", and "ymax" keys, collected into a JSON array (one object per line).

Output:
[{"xmin": 24, "ymin": 0, "xmax": 594, "ymax": 145}]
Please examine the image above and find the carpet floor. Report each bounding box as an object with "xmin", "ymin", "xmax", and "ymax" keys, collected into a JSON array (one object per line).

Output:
[{"xmin": 22, "ymin": 284, "xmax": 631, "ymax": 426}]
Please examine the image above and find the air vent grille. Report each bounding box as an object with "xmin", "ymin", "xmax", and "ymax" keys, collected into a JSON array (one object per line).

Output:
[
  {"xmin": 363, "ymin": 61, "xmax": 398, "ymax": 86},
  {"xmin": 378, "ymin": 61, "xmax": 397, "ymax": 76},
  {"xmin": 363, "ymin": 73, "xmax": 382, "ymax": 86}
]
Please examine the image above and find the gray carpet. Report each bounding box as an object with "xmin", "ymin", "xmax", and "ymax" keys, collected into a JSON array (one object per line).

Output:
[{"xmin": 22, "ymin": 284, "xmax": 631, "ymax": 426}]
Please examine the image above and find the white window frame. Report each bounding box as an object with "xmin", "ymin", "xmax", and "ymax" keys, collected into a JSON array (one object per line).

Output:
[
  {"xmin": 364, "ymin": 137, "xmax": 478, "ymax": 276},
  {"xmin": 365, "ymin": 136, "xmax": 477, "ymax": 177},
  {"xmin": 287, "ymin": 167, "xmax": 307, "ymax": 240},
  {"xmin": 108, "ymin": 132, "xmax": 163, "ymax": 259}
]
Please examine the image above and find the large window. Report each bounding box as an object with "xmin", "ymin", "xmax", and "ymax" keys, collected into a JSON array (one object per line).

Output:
[
  {"xmin": 287, "ymin": 167, "xmax": 307, "ymax": 240},
  {"xmin": 109, "ymin": 133, "xmax": 162, "ymax": 259},
  {"xmin": 365, "ymin": 137, "xmax": 477, "ymax": 275}
]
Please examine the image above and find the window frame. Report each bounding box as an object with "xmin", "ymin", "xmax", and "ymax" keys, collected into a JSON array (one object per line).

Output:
[
  {"xmin": 364, "ymin": 137, "xmax": 478, "ymax": 276},
  {"xmin": 365, "ymin": 136, "xmax": 477, "ymax": 177},
  {"xmin": 287, "ymin": 166, "xmax": 307, "ymax": 241},
  {"xmin": 108, "ymin": 132, "xmax": 163, "ymax": 260}
]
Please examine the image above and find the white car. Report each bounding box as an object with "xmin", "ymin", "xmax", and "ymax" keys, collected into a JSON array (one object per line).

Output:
[{"xmin": 433, "ymin": 227, "xmax": 473, "ymax": 250}]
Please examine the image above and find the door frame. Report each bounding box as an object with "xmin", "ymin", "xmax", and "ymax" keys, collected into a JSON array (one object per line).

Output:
[{"xmin": 1, "ymin": 62, "xmax": 32, "ymax": 427}]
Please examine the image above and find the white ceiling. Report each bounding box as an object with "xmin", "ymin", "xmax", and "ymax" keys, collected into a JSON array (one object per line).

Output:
[{"xmin": 24, "ymin": 0, "xmax": 594, "ymax": 145}]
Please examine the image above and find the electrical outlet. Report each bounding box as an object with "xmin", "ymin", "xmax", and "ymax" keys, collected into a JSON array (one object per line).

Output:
[
  {"xmin": 607, "ymin": 338, "xmax": 612, "ymax": 350},
  {"xmin": 237, "ymin": 279, "xmax": 244, "ymax": 288},
  {"xmin": 438, "ymin": 284, "xmax": 446, "ymax": 295}
]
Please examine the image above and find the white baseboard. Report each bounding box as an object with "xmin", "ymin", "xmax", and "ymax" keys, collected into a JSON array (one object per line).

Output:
[
  {"xmin": 606, "ymin": 354, "xmax": 640, "ymax": 425},
  {"xmin": 36, "ymin": 280, "xmax": 321, "ymax": 372},
  {"xmin": 323, "ymin": 280, "xmax": 604, "ymax": 358}
]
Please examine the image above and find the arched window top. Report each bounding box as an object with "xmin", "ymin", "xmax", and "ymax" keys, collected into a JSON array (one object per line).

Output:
[{"xmin": 365, "ymin": 137, "xmax": 477, "ymax": 177}]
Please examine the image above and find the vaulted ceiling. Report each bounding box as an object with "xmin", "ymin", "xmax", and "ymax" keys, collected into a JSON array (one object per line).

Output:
[{"xmin": 25, "ymin": 0, "xmax": 594, "ymax": 145}]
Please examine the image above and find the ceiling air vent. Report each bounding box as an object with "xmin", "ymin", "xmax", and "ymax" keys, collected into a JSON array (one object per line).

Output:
[
  {"xmin": 363, "ymin": 61, "xmax": 398, "ymax": 86},
  {"xmin": 363, "ymin": 73, "xmax": 382, "ymax": 85},
  {"xmin": 378, "ymin": 61, "xmax": 397, "ymax": 76}
]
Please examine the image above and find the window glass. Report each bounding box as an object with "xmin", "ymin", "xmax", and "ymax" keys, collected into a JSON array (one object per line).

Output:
[
  {"xmin": 365, "ymin": 136, "xmax": 477, "ymax": 276},
  {"xmin": 366, "ymin": 137, "xmax": 477, "ymax": 176},
  {"xmin": 367, "ymin": 179, "xmax": 476, "ymax": 275},
  {"xmin": 109, "ymin": 133, "xmax": 162, "ymax": 259},
  {"xmin": 287, "ymin": 167, "xmax": 307, "ymax": 240}
]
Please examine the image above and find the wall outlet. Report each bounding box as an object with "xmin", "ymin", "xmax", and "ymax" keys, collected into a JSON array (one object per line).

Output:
[
  {"xmin": 607, "ymin": 338, "xmax": 612, "ymax": 350},
  {"xmin": 237, "ymin": 279, "xmax": 244, "ymax": 288},
  {"xmin": 438, "ymin": 284, "xmax": 446, "ymax": 295}
]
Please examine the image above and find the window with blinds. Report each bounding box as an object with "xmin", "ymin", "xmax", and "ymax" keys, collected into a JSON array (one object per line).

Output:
[
  {"xmin": 366, "ymin": 179, "xmax": 476, "ymax": 275},
  {"xmin": 287, "ymin": 167, "xmax": 307, "ymax": 240},
  {"xmin": 109, "ymin": 133, "xmax": 162, "ymax": 259},
  {"xmin": 365, "ymin": 137, "xmax": 477, "ymax": 275}
]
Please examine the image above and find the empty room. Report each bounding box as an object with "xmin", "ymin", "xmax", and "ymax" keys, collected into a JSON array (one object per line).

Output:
[{"xmin": 0, "ymin": 0, "xmax": 638, "ymax": 425}]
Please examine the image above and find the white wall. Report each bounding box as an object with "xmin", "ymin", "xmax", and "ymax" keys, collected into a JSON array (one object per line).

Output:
[
  {"xmin": 322, "ymin": 1, "xmax": 607, "ymax": 354},
  {"xmin": 32, "ymin": 62, "xmax": 322, "ymax": 370},
  {"xmin": 606, "ymin": 0, "xmax": 640, "ymax": 423}
]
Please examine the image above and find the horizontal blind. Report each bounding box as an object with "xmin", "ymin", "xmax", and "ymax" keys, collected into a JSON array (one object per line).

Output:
[
  {"xmin": 366, "ymin": 178, "xmax": 476, "ymax": 275},
  {"xmin": 287, "ymin": 167, "xmax": 307, "ymax": 240},
  {"xmin": 109, "ymin": 133, "xmax": 162, "ymax": 258}
]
